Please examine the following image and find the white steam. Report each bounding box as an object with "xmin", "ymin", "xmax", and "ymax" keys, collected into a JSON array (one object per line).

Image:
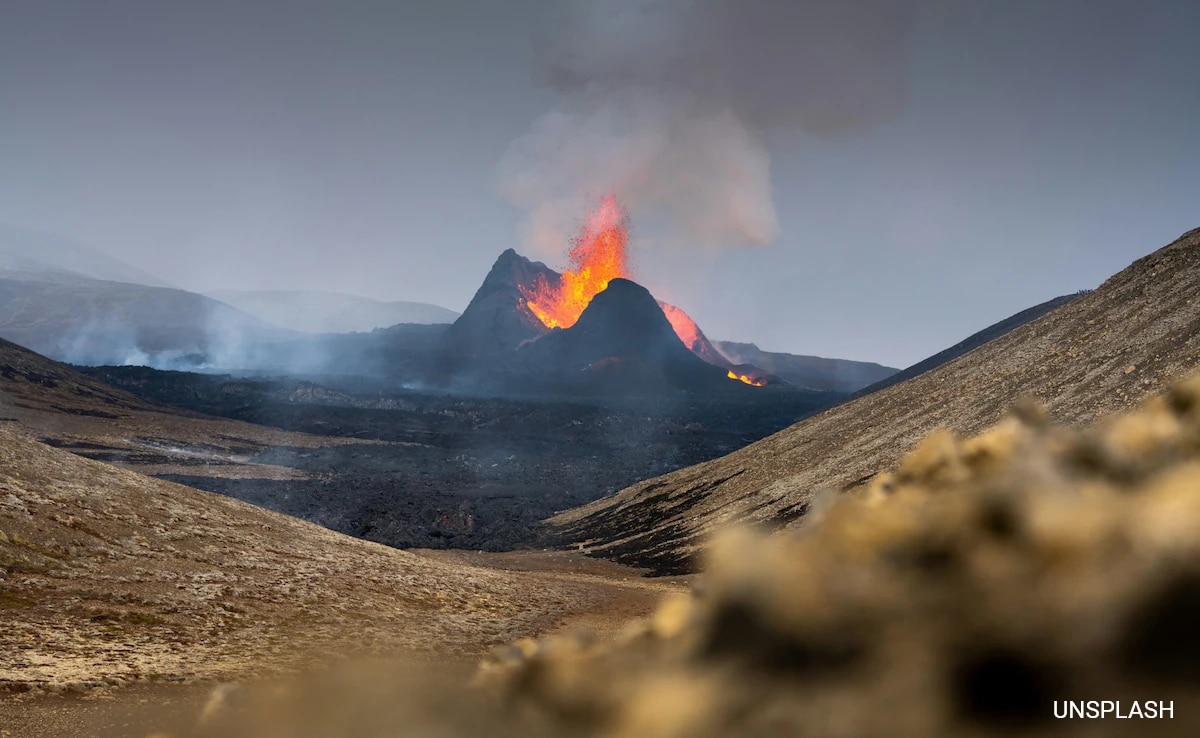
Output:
[{"xmin": 499, "ymin": 0, "xmax": 923, "ymax": 254}]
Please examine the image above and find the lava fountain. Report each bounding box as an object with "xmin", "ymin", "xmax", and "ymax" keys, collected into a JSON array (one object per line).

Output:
[
  {"xmin": 519, "ymin": 194, "xmax": 762, "ymax": 386},
  {"xmin": 519, "ymin": 195, "xmax": 631, "ymax": 330}
]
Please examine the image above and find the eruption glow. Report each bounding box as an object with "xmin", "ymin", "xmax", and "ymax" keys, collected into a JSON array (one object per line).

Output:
[
  {"xmin": 727, "ymin": 369, "xmax": 766, "ymax": 387},
  {"xmin": 520, "ymin": 194, "xmax": 761, "ymax": 387},
  {"xmin": 658, "ymin": 301, "xmax": 703, "ymax": 353},
  {"xmin": 519, "ymin": 194, "xmax": 631, "ymax": 330}
]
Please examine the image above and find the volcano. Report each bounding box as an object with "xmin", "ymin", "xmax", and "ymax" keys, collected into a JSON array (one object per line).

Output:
[
  {"xmin": 439, "ymin": 196, "xmax": 773, "ymax": 394},
  {"xmin": 442, "ymin": 248, "xmax": 560, "ymax": 357},
  {"xmin": 515, "ymin": 278, "xmax": 750, "ymax": 394}
]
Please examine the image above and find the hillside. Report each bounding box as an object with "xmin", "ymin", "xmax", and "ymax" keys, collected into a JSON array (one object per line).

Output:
[
  {"xmin": 549, "ymin": 227, "xmax": 1200, "ymax": 573},
  {"xmin": 0, "ymin": 224, "xmax": 169, "ymax": 287},
  {"xmin": 207, "ymin": 289, "xmax": 459, "ymax": 333},
  {"xmin": 715, "ymin": 341, "xmax": 898, "ymax": 393},
  {"xmin": 0, "ymin": 425, "xmax": 677, "ymax": 694},
  {"xmin": 0, "ymin": 273, "xmax": 296, "ymax": 369},
  {"xmin": 26, "ymin": 374, "xmax": 1200, "ymax": 736},
  {"xmin": 0, "ymin": 336, "xmax": 681, "ymax": 697},
  {"xmin": 0, "ymin": 335, "xmax": 389, "ymax": 484},
  {"xmin": 851, "ymin": 292, "xmax": 1083, "ymax": 397}
]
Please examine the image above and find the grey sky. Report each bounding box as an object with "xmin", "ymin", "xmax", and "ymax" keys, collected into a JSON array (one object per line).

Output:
[{"xmin": 1, "ymin": 0, "xmax": 1197, "ymax": 367}]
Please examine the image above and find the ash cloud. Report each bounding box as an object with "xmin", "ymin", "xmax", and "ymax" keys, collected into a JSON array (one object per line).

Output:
[{"xmin": 498, "ymin": 0, "xmax": 923, "ymax": 255}]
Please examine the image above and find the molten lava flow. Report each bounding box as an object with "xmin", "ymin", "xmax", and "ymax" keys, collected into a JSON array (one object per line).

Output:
[
  {"xmin": 728, "ymin": 369, "xmax": 766, "ymax": 387},
  {"xmin": 520, "ymin": 195, "xmax": 631, "ymax": 330},
  {"xmin": 658, "ymin": 302, "xmax": 702, "ymax": 352}
]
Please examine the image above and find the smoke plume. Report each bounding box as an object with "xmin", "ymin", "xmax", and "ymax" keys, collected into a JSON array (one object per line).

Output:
[{"xmin": 499, "ymin": 0, "xmax": 923, "ymax": 255}]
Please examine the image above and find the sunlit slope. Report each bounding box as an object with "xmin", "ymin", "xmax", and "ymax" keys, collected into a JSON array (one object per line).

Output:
[
  {"xmin": 0, "ymin": 426, "xmax": 673, "ymax": 691},
  {"xmin": 549, "ymin": 227, "xmax": 1200, "ymax": 573}
]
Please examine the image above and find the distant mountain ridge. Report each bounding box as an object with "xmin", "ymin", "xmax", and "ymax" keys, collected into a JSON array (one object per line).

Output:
[
  {"xmin": 0, "ymin": 274, "xmax": 297, "ymax": 369},
  {"xmin": 208, "ymin": 289, "xmax": 459, "ymax": 333},
  {"xmin": 0, "ymin": 223, "xmax": 170, "ymax": 287},
  {"xmin": 851, "ymin": 292, "xmax": 1084, "ymax": 398},
  {"xmin": 715, "ymin": 341, "xmax": 898, "ymax": 393}
]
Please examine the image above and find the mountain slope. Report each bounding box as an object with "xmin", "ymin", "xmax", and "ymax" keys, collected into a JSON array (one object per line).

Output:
[
  {"xmin": 851, "ymin": 292, "xmax": 1083, "ymax": 397},
  {"xmin": 442, "ymin": 249, "xmax": 559, "ymax": 358},
  {"xmin": 0, "ymin": 335, "xmax": 380, "ymax": 484},
  {"xmin": 0, "ymin": 337, "xmax": 679, "ymax": 691},
  {"xmin": 0, "ymin": 425, "xmax": 676, "ymax": 691},
  {"xmin": 715, "ymin": 342, "xmax": 898, "ymax": 393},
  {"xmin": 549, "ymin": 227, "xmax": 1200, "ymax": 573},
  {"xmin": 516, "ymin": 279, "xmax": 754, "ymax": 395},
  {"xmin": 0, "ymin": 224, "xmax": 169, "ymax": 287},
  {"xmin": 207, "ymin": 289, "xmax": 459, "ymax": 333},
  {"xmin": 0, "ymin": 274, "xmax": 296, "ymax": 368}
]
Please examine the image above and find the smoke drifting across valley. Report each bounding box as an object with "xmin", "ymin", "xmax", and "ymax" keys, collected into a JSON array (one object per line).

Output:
[{"xmin": 498, "ymin": 0, "xmax": 923, "ymax": 256}]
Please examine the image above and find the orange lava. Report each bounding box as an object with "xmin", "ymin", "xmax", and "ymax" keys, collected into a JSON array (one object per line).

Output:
[
  {"xmin": 658, "ymin": 302, "xmax": 703, "ymax": 352},
  {"xmin": 520, "ymin": 195, "xmax": 631, "ymax": 330},
  {"xmin": 727, "ymin": 369, "xmax": 766, "ymax": 387}
]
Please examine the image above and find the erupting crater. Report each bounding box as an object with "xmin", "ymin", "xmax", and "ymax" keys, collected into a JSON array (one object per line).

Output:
[
  {"xmin": 518, "ymin": 194, "xmax": 631, "ymax": 331},
  {"xmin": 517, "ymin": 195, "xmax": 762, "ymax": 386}
]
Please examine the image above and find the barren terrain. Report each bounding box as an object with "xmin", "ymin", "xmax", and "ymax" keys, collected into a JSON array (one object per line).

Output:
[
  {"xmin": 9, "ymin": 374, "xmax": 1200, "ymax": 737},
  {"xmin": 550, "ymin": 227, "xmax": 1200, "ymax": 573},
  {"xmin": 0, "ymin": 423, "xmax": 681, "ymax": 736},
  {"xmin": 73, "ymin": 366, "xmax": 836, "ymax": 550}
]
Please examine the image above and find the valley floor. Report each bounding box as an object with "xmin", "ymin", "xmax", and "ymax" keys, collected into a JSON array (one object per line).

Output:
[{"xmin": 0, "ymin": 549, "xmax": 682, "ymax": 738}]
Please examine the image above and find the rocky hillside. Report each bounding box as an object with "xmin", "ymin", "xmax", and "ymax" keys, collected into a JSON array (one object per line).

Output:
[
  {"xmin": 469, "ymin": 375, "xmax": 1200, "ymax": 738},
  {"xmin": 97, "ymin": 373, "xmax": 1200, "ymax": 737},
  {"xmin": 0, "ymin": 426, "xmax": 677, "ymax": 694},
  {"xmin": 549, "ymin": 227, "xmax": 1200, "ymax": 573},
  {"xmin": 0, "ymin": 272, "xmax": 295, "ymax": 369},
  {"xmin": 852, "ymin": 292, "xmax": 1083, "ymax": 397}
]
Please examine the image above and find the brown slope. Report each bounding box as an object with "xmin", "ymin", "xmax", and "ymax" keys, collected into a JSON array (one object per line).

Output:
[
  {"xmin": 548, "ymin": 227, "xmax": 1200, "ymax": 573},
  {"xmin": 849, "ymin": 292, "xmax": 1083, "ymax": 397},
  {"xmin": 0, "ymin": 426, "xmax": 680, "ymax": 693},
  {"xmin": 0, "ymin": 273, "xmax": 298, "ymax": 366},
  {"xmin": 0, "ymin": 335, "xmax": 366, "ymax": 480}
]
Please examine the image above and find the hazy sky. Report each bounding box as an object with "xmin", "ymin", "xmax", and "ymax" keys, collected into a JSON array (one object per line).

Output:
[{"xmin": 2, "ymin": 1, "xmax": 1197, "ymax": 367}]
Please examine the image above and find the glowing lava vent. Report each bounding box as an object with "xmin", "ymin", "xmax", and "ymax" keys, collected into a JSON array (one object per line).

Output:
[
  {"xmin": 519, "ymin": 195, "xmax": 763, "ymax": 387},
  {"xmin": 727, "ymin": 369, "xmax": 766, "ymax": 387},
  {"xmin": 519, "ymin": 195, "xmax": 631, "ymax": 330}
]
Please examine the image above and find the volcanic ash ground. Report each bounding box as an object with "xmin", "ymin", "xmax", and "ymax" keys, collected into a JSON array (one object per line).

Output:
[{"xmin": 189, "ymin": 373, "xmax": 1200, "ymax": 737}]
